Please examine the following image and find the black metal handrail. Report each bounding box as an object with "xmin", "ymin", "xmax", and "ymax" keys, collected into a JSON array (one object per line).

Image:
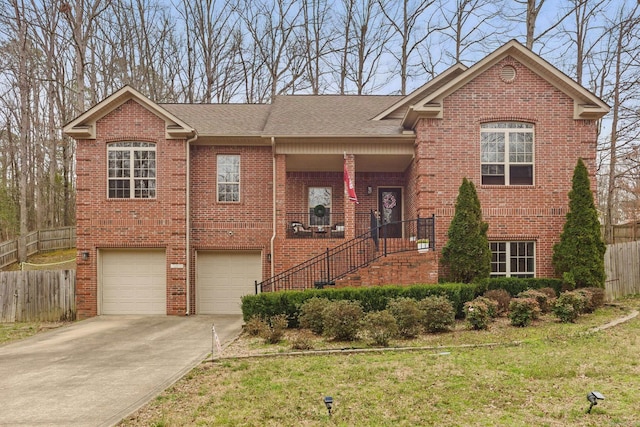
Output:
[{"xmin": 256, "ymin": 214, "xmax": 435, "ymax": 293}]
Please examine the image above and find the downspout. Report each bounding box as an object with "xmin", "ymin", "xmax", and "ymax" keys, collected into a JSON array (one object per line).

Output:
[
  {"xmin": 270, "ymin": 136, "xmax": 276, "ymax": 279},
  {"xmin": 185, "ymin": 130, "xmax": 198, "ymax": 314}
]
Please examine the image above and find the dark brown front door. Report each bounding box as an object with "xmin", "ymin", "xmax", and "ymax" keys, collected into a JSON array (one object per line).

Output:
[{"xmin": 378, "ymin": 188, "xmax": 402, "ymax": 238}]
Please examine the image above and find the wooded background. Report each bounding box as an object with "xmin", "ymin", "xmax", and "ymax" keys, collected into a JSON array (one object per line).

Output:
[{"xmin": 0, "ymin": 0, "xmax": 638, "ymax": 249}]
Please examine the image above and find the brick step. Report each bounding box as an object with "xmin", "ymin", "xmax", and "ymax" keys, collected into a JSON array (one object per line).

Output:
[{"xmin": 336, "ymin": 250, "xmax": 438, "ymax": 288}]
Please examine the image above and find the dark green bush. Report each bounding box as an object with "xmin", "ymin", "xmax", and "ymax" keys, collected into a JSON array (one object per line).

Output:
[
  {"xmin": 298, "ymin": 297, "xmax": 330, "ymax": 334},
  {"xmin": 387, "ymin": 297, "xmax": 422, "ymax": 338},
  {"xmin": 359, "ymin": 310, "xmax": 398, "ymax": 347},
  {"xmin": 322, "ymin": 300, "xmax": 364, "ymax": 341},
  {"xmin": 418, "ymin": 295, "xmax": 456, "ymax": 333},
  {"xmin": 517, "ymin": 289, "xmax": 551, "ymax": 313},
  {"xmin": 553, "ymin": 291, "xmax": 587, "ymax": 323},
  {"xmin": 509, "ymin": 298, "xmax": 541, "ymax": 327},
  {"xmin": 464, "ymin": 298, "xmax": 492, "ymax": 330},
  {"xmin": 262, "ymin": 314, "xmax": 289, "ymax": 344},
  {"xmin": 483, "ymin": 289, "xmax": 511, "ymax": 316},
  {"xmin": 242, "ymin": 283, "xmax": 480, "ymax": 324}
]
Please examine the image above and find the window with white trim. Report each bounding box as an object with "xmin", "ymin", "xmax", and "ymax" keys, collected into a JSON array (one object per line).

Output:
[
  {"xmin": 107, "ymin": 141, "xmax": 156, "ymax": 199},
  {"xmin": 217, "ymin": 154, "xmax": 240, "ymax": 202},
  {"xmin": 308, "ymin": 187, "xmax": 331, "ymax": 226},
  {"xmin": 490, "ymin": 241, "xmax": 535, "ymax": 278},
  {"xmin": 481, "ymin": 122, "xmax": 534, "ymax": 185}
]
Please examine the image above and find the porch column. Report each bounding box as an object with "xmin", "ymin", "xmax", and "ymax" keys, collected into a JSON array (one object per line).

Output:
[
  {"xmin": 274, "ymin": 153, "xmax": 287, "ymax": 237},
  {"xmin": 344, "ymin": 154, "xmax": 356, "ymax": 240}
]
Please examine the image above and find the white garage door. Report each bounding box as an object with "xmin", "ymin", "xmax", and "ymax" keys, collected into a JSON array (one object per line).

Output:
[
  {"xmin": 100, "ymin": 249, "xmax": 167, "ymax": 315},
  {"xmin": 197, "ymin": 251, "xmax": 261, "ymax": 315}
]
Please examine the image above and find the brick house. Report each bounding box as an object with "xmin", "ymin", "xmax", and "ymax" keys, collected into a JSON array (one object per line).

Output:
[{"xmin": 64, "ymin": 40, "xmax": 608, "ymax": 318}]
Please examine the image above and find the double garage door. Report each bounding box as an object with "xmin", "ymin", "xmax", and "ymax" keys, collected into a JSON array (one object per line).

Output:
[{"xmin": 100, "ymin": 249, "xmax": 261, "ymax": 315}]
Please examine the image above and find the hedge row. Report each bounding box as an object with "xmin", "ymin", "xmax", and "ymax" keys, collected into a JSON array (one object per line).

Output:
[
  {"xmin": 241, "ymin": 283, "xmax": 478, "ymax": 327},
  {"xmin": 241, "ymin": 277, "xmax": 564, "ymax": 327}
]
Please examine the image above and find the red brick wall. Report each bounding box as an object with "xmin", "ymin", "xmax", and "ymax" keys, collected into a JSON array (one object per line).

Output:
[
  {"xmin": 336, "ymin": 251, "xmax": 439, "ymax": 287},
  {"xmin": 414, "ymin": 57, "xmax": 598, "ymax": 278},
  {"xmin": 188, "ymin": 144, "xmax": 273, "ymax": 313},
  {"xmin": 75, "ymin": 99, "xmax": 188, "ymax": 318}
]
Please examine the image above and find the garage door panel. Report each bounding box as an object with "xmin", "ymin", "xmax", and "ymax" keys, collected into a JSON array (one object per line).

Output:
[
  {"xmin": 100, "ymin": 250, "xmax": 166, "ymax": 315},
  {"xmin": 197, "ymin": 251, "xmax": 261, "ymax": 315}
]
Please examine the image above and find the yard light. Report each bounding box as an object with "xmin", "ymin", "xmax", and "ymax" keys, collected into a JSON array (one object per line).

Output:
[
  {"xmin": 323, "ymin": 396, "xmax": 333, "ymax": 416},
  {"xmin": 586, "ymin": 391, "xmax": 605, "ymax": 413}
]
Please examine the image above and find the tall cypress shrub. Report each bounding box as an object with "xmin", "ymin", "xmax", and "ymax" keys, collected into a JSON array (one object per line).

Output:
[
  {"xmin": 441, "ymin": 178, "xmax": 491, "ymax": 283},
  {"xmin": 552, "ymin": 158, "xmax": 606, "ymax": 288}
]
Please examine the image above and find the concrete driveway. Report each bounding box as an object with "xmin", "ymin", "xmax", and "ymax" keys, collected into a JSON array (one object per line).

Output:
[{"xmin": 0, "ymin": 315, "xmax": 243, "ymax": 427}]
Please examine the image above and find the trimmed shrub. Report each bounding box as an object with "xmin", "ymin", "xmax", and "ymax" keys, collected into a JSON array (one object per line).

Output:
[
  {"xmin": 262, "ymin": 314, "xmax": 288, "ymax": 344},
  {"xmin": 242, "ymin": 283, "xmax": 480, "ymax": 322},
  {"xmin": 360, "ymin": 310, "xmax": 398, "ymax": 347},
  {"xmin": 584, "ymin": 287, "xmax": 606, "ymax": 309},
  {"xmin": 474, "ymin": 296, "xmax": 499, "ymax": 318},
  {"xmin": 290, "ymin": 330, "xmax": 315, "ymax": 350},
  {"xmin": 538, "ymin": 287, "xmax": 558, "ymax": 300},
  {"xmin": 480, "ymin": 277, "xmax": 563, "ymax": 297},
  {"xmin": 509, "ymin": 298, "xmax": 541, "ymax": 327},
  {"xmin": 464, "ymin": 298, "xmax": 492, "ymax": 330},
  {"xmin": 322, "ymin": 300, "xmax": 364, "ymax": 341},
  {"xmin": 553, "ymin": 291, "xmax": 587, "ymax": 323},
  {"xmin": 387, "ymin": 297, "xmax": 422, "ymax": 338},
  {"xmin": 418, "ymin": 295, "xmax": 456, "ymax": 333},
  {"xmin": 517, "ymin": 289, "xmax": 551, "ymax": 313},
  {"xmin": 299, "ymin": 297, "xmax": 330, "ymax": 334},
  {"xmin": 244, "ymin": 316, "xmax": 267, "ymax": 336},
  {"xmin": 575, "ymin": 287, "xmax": 605, "ymax": 313},
  {"xmin": 483, "ymin": 289, "xmax": 511, "ymax": 316}
]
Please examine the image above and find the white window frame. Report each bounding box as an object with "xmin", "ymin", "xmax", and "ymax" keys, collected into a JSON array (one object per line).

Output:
[
  {"xmin": 490, "ymin": 241, "xmax": 535, "ymax": 278},
  {"xmin": 308, "ymin": 186, "xmax": 332, "ymax": 226},
  {"xmin": 107, "ymin": 141, "xmax": 156, "ymax": 199},
  {"xmin": 217, "ymin": 154, "xmax": 240, "ymax": 203},
  {"xmin": 481, "ymin": 122, "xmax": 534, "ymax": 186}
]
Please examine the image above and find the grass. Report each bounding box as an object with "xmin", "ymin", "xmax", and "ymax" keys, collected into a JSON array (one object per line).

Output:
[
  {"xmin": 120, "ymin": 298, "xmax": 640, "ymax": 426},
  {"xmin": 1, "ymin": 248, "xmax": 76, "ymax": 271},
  {"xmin": 0, "ymin": 322, "xmax": 65, "ymax": 344}
]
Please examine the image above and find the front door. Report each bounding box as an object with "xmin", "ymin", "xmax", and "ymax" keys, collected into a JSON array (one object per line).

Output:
[{"xmin": 378, "ymin": 187, "xmax": 402, "ymax": 238}]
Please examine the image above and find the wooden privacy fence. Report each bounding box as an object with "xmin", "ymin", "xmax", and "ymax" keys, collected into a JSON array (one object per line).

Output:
[
  {"xmin": 0, "ymin": 227, "xmax": 76, "ymax": 270},
  {"xmin": 0, "ymin": 270, "xmax": 76, "ymax": 322},
  {"xmin": 605, "ymin": 241, "xmax": 640, "ymax": 300}
]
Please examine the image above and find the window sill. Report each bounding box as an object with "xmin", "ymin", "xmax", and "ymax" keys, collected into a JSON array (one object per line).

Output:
[{"xmin": 480, "ymin": 185, "xmax": 536, "ymax": 189}]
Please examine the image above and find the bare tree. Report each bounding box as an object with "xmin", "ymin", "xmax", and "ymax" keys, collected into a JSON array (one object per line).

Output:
[
  {"xmin": 377, "ymin": 0, "xmax": 442, "ymax": 95},
  {"xmin": 438, "ymin": 0, "xmax": 506, "ymax": 64},
  {"xmin": 336, "ymin": 0, "xmax": 392, "ymax": 94}
]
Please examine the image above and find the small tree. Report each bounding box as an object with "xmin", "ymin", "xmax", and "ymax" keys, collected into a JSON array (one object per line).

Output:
[
  {"xmin": 441, "ymin": 178, "xmax": 491, "ymax": 283},
  {"xmin": 552, "ymin": 158, "xmax": 606, "ymax": 288}
]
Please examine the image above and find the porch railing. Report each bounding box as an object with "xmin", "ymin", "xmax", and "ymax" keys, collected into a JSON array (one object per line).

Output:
[{"xmin": 256, "ymin": 214, "xmax": 435, "ymax": 293}]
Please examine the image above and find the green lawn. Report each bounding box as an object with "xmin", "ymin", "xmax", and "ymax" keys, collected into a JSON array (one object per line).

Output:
[{"xmin": 120, "ymin": 298, "xmax": 640, "ymax": 426}]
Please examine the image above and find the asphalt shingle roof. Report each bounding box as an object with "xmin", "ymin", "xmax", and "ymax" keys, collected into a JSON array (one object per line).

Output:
[{"xmin": 161, "ymin": 95, "xmax": 405, "ymax": 137}]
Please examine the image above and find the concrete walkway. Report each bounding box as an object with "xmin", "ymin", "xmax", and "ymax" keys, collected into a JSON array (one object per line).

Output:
[{"xmin": 0, "ymin": 315, "xmax": 243, "ymax": 427}]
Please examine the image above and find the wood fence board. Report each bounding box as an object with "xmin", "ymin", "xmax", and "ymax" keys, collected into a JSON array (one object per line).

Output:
[
  {"xmin": 605, "ymin": 241, "xmax": 640, "ymax": 300},
  {"xmin": 0, "ymin": 270, "xmax": 75, "ymax": 322}
]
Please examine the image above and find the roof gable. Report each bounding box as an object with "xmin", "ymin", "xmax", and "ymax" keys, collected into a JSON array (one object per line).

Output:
[
  {"xmin": 372, "ymin": 63, "xmax": 468, "ymax": 121},
  {"xmin": 63, "ymin": 86, "xmax": 194, "ymax": 139},
  {"xmin": 401, "ymin": 40, "xmax": 609, "ymax": 128}
]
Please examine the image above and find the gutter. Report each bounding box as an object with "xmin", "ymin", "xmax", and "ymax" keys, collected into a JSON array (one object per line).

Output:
[
  {"xmin": 185, "ymin": 131, "xmax": 198, "ymax": 314},
  {"xmin": 270, "ymin": 136, "xmax": 276, "ymax": 280}
]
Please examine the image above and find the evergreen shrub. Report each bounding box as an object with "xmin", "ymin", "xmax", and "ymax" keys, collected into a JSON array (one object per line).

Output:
[
  {"xmin": 360, "ymin": 310, "xmax": 398, "ymax": 346},
  {"xmin": 418, "ymin": 295, "xmax": 456, "ymax": 332},
  {"xmin": 509, "ymin": 298, "xmax": 541, "ymax": 327},
  {"xmin": 299, "ymin": 297, "xmax": 330, "ymax": 334},
  {"xmin": 322, "ymin": 300, "xmax": 364, "ymax": 341},
  {"xmin": 464, "ymin": 298, "xmax": 492, "ymax": 330},
  {"xmin": 387, "ymin": 297, "xmax": 422, "ymax": 338}
]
